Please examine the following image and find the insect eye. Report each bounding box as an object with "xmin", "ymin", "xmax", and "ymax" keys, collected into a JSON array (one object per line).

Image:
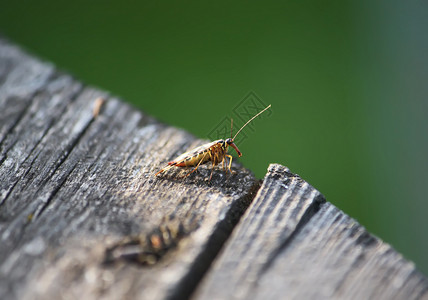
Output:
[{"xmin": 226, "ymin": 138, "xmax": 232, "ymax": 144}]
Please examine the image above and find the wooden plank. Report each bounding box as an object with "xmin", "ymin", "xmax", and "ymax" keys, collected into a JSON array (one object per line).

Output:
[
  {"xmin": 0, "ymin": 38, "xmax": 259, "ymax": 300},
  {"xmin": 2, "ymin": 37, "xmax": 428, "ymax": 300},
  {"xmin": 194, "ymin": 164, "xmax": 428, "ymax": 300},
  {"xmin": 0, "ymin": 37, "xmax": 55, "ymax": 154}
]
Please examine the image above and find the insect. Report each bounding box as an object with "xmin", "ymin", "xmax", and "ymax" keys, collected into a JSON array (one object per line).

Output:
[{"xmin": 155, "ymin": 104, "xmax": 271, "ymax": 181}]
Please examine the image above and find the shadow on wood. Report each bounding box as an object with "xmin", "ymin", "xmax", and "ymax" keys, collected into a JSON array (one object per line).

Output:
[{"xmin": 194, "ymin": 164, "xmax": 428, "ymax": 300}]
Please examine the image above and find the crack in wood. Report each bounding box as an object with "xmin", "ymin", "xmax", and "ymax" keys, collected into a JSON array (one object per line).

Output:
[
  {"xmin": 170, "ymin": 179, "xmax": 261, "ymax": 300},
  {"xmin": 257, "ymin": 191, "xmax": 325, "ymax": 278},
  {"xmin": 0, "ymin": 77, "xmax": 84, "ymax": 207},
  {"xmin": 30, "ymin": 101, "xmax": 98, "ymax": 219},
  {"xmin": 0, "ymin": 96, "xmax": 33, "ymax": 151}
]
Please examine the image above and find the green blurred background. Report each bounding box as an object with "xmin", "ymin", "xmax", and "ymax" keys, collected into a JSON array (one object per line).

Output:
[{"xmin": 1, "ymin": 1, "xmax": 427, "ymax": 275}]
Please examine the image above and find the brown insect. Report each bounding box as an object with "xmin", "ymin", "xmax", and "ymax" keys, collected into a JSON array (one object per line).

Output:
[{"xmin": 155, "ymin": 104, "xmax": 271, "ymax": 180}]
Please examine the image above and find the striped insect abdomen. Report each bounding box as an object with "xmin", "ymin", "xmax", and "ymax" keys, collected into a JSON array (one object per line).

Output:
[{"xmin": 168, "ymin": 143, "xmax": 215, "ymax": 167}]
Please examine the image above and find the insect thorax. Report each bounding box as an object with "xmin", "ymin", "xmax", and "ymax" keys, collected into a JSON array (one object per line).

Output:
[{"xmin": 215, "ymin": 139, "xmax": 228, "ymax": 151}]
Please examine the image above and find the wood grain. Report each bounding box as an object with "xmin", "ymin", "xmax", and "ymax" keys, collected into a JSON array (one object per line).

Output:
[
  {"xmin": 0, "ymin": 37, "xmax": 259, "ymax": 300},
  {"xmin": 1, "ymin": 37, "xmax": 427, "ymax": 300},
  {"xmin": 194, "ymin": 164, "xmax": 428, "ymax": 300}
]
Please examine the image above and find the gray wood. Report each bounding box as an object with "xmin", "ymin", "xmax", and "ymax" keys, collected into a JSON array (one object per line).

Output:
[
  {"xmin": 2, "ymin": 37, "xmax": 428, "ymax": 300},
  {"xmin": 0, "ymin": 37, "xmax": 259, "ymax": 300},
  {"xmin": 194, "ymin": 164, "xmax": 428, "ymax": 300}
]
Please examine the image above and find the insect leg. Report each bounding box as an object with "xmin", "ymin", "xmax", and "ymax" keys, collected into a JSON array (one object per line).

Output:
[
  {"xmin": 225, "ymin": 154, "xmax": 234, "ymax": 174},
  {"xmin": 209, "ymin": 149, "xmax": 220, "ymax": 181},
  {"xmin": 155, "ymin": 164, "xmax": 175, "ymax": 176},
  {"xmin": 182, "ymin": 151, "xmax": 209, "ymax": 178}
]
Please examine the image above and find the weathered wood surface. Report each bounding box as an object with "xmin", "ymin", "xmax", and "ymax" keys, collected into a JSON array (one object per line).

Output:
[
  {"xmin": 1, "ymin": 37, "xmax": 427, "ymax": 300},
  {"xmin": 0, "ymin": 37, "xmax": 259, "ymax": 300},
  {"xmin": 194, "ymin": 164, "xmax": 428, "ymax": 300}
]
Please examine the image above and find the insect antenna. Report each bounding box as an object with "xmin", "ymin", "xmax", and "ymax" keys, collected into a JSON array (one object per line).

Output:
[
  {"xmin": 230, "ymin": 118, "xmax": 234, "ymax": 138},
  {"xmin": 232, "ymin": 104, "xmax": 271, "ymax": 141}
]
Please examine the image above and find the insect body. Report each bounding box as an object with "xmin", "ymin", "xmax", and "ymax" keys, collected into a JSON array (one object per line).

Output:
[{"xmin": 155, "ymin": 104, "xmax": 271, "ymax": 180}]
